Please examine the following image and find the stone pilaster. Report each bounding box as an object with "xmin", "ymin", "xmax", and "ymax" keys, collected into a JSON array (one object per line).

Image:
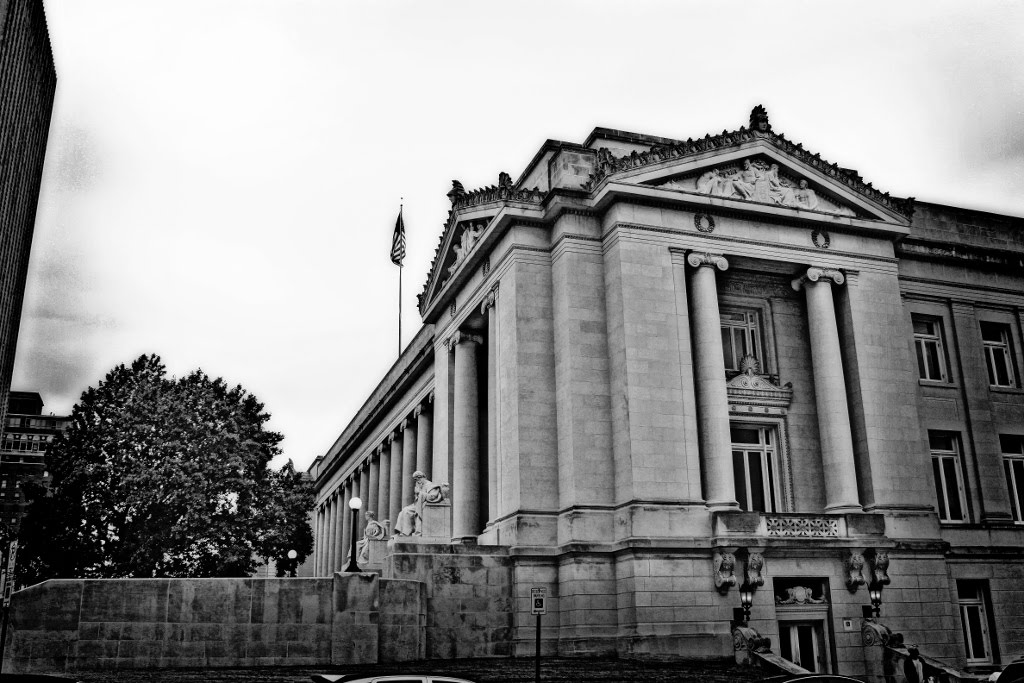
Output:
[
  {"xmin": 388, "ymin": 431, "xmax": 404, "ymax": 529},
  {"xmin": 687, "ymin": 251, "xmax": 738, "ymax": 511},
  {"xmin": 451, "ymin": 330, "xmax": 483, "ymax": 542},
  {"xmin": 792, "ymin": 267, "xmax": 861, "ymax": 513},
  {"xmin": 950, "ymin": 301, "xmax": 1012, "ymax": 522},
  {"xmin": 414, "ymin": 401, "xmax": 433, "ymax": 480},
  {"xmin": 401, "ymin": 419, "xmax": 417, "ymax": 507}
]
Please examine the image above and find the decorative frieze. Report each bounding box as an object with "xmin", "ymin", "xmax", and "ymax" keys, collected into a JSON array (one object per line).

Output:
[
  {"xmin": 776, "ymin": 586, "xmax": 826, "ymax": 605},
  {"xmin": 765, "ymin": 515, "xmax": 840, "ymax": 537}
]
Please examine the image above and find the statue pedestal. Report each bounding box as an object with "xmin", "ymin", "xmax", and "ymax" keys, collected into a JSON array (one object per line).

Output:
[
  {"xmin": 388, "ymin": 502, "xmax": 453, "ymax": 545},
  {"xmin": 365, "ymin": 538, "xmax": 388, "ymax": 568}
]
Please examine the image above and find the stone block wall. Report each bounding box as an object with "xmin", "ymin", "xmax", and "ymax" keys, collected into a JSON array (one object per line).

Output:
[
  {"xmin": 6, "ymin": 574, "xmax": 423, "ymax": 674},
  {"xmin": 386, "ymin": 542, "xmax": 513, "ymax": 660}
]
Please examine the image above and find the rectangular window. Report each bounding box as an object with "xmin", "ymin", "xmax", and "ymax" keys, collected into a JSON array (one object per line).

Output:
[
  {"xmin": 721, "ymin": 310, "xmax": 762, "ymax": 372},
  {"xmin": 930, "ymin": 432, "xmax": 968, "ymax": 522},
  {"xmin": 731, "ymin": 424, "xmax": 779, "ymax": 513},
  {"xmin": 913, "ymin": 315, "xmax": 948, "ymax": 381},
  {"xmin": 1002, "ymin": 435, "xmax": 1024, "ymax": 523},
  {"xmin": 957, "ymin": 580, "xmax": 993, "ymax": 665},
  {"xmin": 981, "ymin": 321, "xmax": 1016, "ymax": 388}
]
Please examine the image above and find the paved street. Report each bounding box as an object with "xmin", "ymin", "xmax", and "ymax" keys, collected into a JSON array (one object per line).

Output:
[{"xmin": 73, "ymin": 657, "xmax": 767, "ymax": 683}]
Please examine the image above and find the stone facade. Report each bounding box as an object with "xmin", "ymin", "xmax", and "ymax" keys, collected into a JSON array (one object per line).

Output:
[{"xmin": 312, "ymin": 107, "xmax": 1024, "ymax": 676}]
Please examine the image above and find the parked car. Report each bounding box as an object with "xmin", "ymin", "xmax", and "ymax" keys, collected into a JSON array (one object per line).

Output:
[
  {"xmin": 311, "ymin": 675, "xmax": 479, "ymax": 683},
  {"xmin": 991, "ymin": 658, "xmax": 1024, "ymax": 683}
]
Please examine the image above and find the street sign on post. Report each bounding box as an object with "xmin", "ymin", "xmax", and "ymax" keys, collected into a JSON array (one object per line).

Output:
[{"xmin": 531, "ymin": 587, "xmax": 547, "ymax": 615}]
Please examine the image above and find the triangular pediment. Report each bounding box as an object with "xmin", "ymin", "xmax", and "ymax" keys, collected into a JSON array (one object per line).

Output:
[{"xmin": 581, "ymin": 111, "xmax": 914, "ymax": 225}]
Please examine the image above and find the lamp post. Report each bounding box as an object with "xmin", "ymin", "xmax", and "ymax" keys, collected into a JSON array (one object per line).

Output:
[
  {"xmin": 344, "ymin": 497, "xmax": 362, "ymax": 573},
  {"xmin": 868, "ymin": 584, "xmax": 883, "ymax": 618},
  {"xmin": 739, "ymin": 584, "xmax": 755, "ymax": 623},
  {"xmin": 286, "ymin": 549, "xmax": 298, "ymax": 577}
]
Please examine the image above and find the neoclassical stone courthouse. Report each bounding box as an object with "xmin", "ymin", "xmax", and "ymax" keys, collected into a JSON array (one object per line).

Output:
[{"xmin": 311, "ymin": 107, "xmax": 1024, "ymax": 675}]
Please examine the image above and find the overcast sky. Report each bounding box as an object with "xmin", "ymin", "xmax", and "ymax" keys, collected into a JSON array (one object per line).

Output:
[{"xmin": 13, "ymin": 0, "xmax": 1024, "ymax": 471}]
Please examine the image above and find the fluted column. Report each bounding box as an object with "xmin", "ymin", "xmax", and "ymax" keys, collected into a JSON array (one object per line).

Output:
[
  {"xmin": 482, "ymin": 288, "xmax": 499, "ymax": 523},
  {"xmin": 389, "ymin": 431, "xmax": 404, "ymax": 527},
  {"xmin": 377, "ymin": 442, "xmax": 391, "ymax": 525},
  {"xmin": 368, "ymin": 449, "xmax": 381, "ymax": 526},
  {"xmin": 792, "ymin": 267, "xmax": 861, "ymax": 513},
  {"xmin": 340, "ymin": 480, "xmax": 352, "ymax": 569},
  {"xmin": 414, "ymin": 402, "xmax": 433, "ymax": 479},
  {"xmin": 359, "ymin": 461, "xmax": 370, "ymax": 526},
  {"xmin": 401, "ymin": 419, "xmax": 417, "ymax": 506},
  {"xmin": 326, "ymin": 493, "xmax": 339, "ymax": 574},
  {"xmin": 687, "ymin": 252, "xmax": 738, "ymax": 511},
  {"xmin": 452, "ymin": 331, "xmax": 483, "ymax": 542},
  {"xmin": 314, "ymin": 505, "xmax": 323, "ymax": 575}
]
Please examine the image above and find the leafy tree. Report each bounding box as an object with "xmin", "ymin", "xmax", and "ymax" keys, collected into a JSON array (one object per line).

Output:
[{"xmin": 19, "ymin": 354, "xmax": 313, "ymax": 583}]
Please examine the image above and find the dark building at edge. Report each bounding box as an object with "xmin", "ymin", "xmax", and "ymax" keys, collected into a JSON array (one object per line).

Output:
[{"xmin": 0, "ymin": 0, "xmax": 58, "ymax": 440}]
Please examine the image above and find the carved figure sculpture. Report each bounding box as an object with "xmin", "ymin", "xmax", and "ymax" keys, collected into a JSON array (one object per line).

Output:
[
  {"xmin": 745, "ymin": 552, "xmax": 765, "ymax": 589},
  {"xmin": 696, "ymin": 169, "xmax": 723, "ymax": 195},
  {"xmin": 394, "ymin": 471, "xmax": 450, "ymax": 536},
  {"xmin": 766, "ymin": 164, "xmax": 797, "ymax": 206},
  {"xmin": 869, "ymin": 549, "xmax": 891, "ymax": 586},
  {"xmin": 354, "ymin": 511, "xmax": 389, "ymax": 565},
  {"xmin": 720, "ymin": 159, "xmax": 760, "ymax": 200},
  {"xmin": 793, "ymin": 179, "xmax": 819, "ymax": 210},
  {"xmin": 714, "ymin": 551, "xmax": 738, "ymax": 594},
  {"xmin": 448, "ymin": 223, "xmax": 484, "ymax": 276},
  {"xmin": 845, "ymin": 552, "xmax": 866, "ymax": 591},
  {"xmin": 447, "ymin": 180, "xmax": 466, "ymax": 204},
  {"xmin": 750, "ymin": 104, "xmax": 771, "ymax": 134}
]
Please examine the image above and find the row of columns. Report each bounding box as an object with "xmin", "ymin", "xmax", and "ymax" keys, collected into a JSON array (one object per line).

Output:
[
  {"xmin": 313, "ymin": 395, "xmax": 434, "ymax": 576},
  {"xmin": 687, "ymin": 251, "xmax": 862, "ymax": 513}
]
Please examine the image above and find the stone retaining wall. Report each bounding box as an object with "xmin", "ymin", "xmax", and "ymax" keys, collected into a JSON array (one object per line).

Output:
[{"xmin": 6, "ymin": 573, "xmax": 424, "ymax": 674}]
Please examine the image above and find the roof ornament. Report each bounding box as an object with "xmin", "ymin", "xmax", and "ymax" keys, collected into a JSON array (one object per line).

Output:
[
  {"xmin": 446, "ymin": 180, "xmax": 466, "ymax": 204},
  {"xmin": 750, "ymin": 104, "xmax": 771, "ymax": 133}
]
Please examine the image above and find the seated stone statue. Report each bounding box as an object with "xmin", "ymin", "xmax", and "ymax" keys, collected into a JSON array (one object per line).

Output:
[
  {"xmin": 354, "ymin": 511, "xmax": 389, "ymax": 565},
  {"xmin": 394, "ymin": 471, "xmax": 449, "ymax": 536}
]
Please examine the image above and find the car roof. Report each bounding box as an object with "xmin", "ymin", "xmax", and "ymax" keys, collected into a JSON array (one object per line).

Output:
[{"xmin": 310, "ymin": 675, "xmax": 478, "ymax": 683}]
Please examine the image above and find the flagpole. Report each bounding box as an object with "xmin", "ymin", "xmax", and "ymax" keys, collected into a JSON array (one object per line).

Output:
[{"xmin": 398, "ymin": 201, "xmax": 403, "ymax": 357}]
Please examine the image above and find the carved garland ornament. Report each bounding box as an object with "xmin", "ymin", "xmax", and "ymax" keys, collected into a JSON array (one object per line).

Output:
[
  {"xmin": 811, "ymin": 229, "xmax": 831, "ymax": 249},
  {"xmin": 694, "ymin": 213, "xmax": 716, "ymax": 233}
]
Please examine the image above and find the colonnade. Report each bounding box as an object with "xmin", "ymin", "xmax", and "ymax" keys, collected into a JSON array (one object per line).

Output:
[
  {"xmin": 687, "ymin": 251, "xmax": 862, "ymax": 513},
  {"xmin": 313, "ymin": 395, "xmax": 434, "ymax": 575}
]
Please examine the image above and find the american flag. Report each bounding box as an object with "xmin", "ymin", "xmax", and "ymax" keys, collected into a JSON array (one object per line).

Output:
[{"xmin": 390, "ymin": 208, "xmax": 406, "ymax": 267}]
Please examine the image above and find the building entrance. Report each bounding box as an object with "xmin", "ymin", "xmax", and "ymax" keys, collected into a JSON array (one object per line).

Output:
[{"xmin": 778, "ymin": 620, "xmax": 826, "ymax": 673}]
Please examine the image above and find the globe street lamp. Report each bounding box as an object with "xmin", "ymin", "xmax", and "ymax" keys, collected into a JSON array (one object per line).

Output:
[
  {"xmin": 287, "ymin": 549, "xmax": 298, "ymax": 577},
  {"xmin": 345, "ymin": 497, "xmax": 362, "ymax": 573}
]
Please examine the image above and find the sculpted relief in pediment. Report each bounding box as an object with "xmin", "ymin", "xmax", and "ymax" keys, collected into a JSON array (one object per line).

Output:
[{"xmin": 657, "ymin": 157, "xmax": 855, "ymax": 217}]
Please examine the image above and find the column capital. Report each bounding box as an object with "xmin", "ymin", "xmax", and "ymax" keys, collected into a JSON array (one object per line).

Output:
[
  {"xmin": 449, "ymin": 330, "xmax": 484, "ymax": 349},
  {"xmin": 480, "ymin": 283, "xmax": 499, "ymax": 314},
  {"xmin": 386, "ymin": 431, "xmax": 398, "ymax": 446},
  {"xmin": 399, "ymin": 418, "xmax": 410, "ymax": 431},
  {"xmin": 791, "ymin": 266, "xmax": 845, "ymax": 291},
  {"xmin": 686, "ymin": 251, "xmax": 729, "ymax": 271}
]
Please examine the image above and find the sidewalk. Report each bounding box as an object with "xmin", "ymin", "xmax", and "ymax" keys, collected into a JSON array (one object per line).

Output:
[{"xmin": 72, "ymin": 657, "xmax": 768, "ymax": 683}]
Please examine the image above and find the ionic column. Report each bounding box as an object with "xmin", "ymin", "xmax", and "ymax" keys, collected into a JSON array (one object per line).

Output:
[
  {"xmin": 314, "ymin": 505, "xmax": 323, "ymax": 575},
  {"xmin": 326, "ymin": 493, "xmax": 339, "ymax": 574},
  {"xmin": 401, "ymin": 419, "xmax": 417, "ymax": 506},
  {"xmin": 388, "ymin": 431, "xmax": 404, "ymax": 527},
  {"xmin": 482, "ymin": 288, "xmax": 498, "ymax": 523},
  {"xmin": 368, "ymin": 449, "xmax": 381, "ymax": 525},
  {"xmin": 377, "ymin": 442, "xmax": 391, "ymax": 525},
  {"xmin": 451, "ymin": 331, "xmax": 483, "ymax": 542},
  {"xmin": 359, "ymin": 461, "xmax": 370, "ymax": 524},
  {"xmin": 792, "ymin": 267, "xmax": 861, "ymax": 513},
  {"xmin": 340, "ymin": 480, "xmax": 352, "ymax": 569},
  {"xmin": 687, "ymin": 252, "xmax": 738, "ymax": 511},
  {"xmin": 414, "ymin": 401, "xmax": 433, "ymax": 480}
]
